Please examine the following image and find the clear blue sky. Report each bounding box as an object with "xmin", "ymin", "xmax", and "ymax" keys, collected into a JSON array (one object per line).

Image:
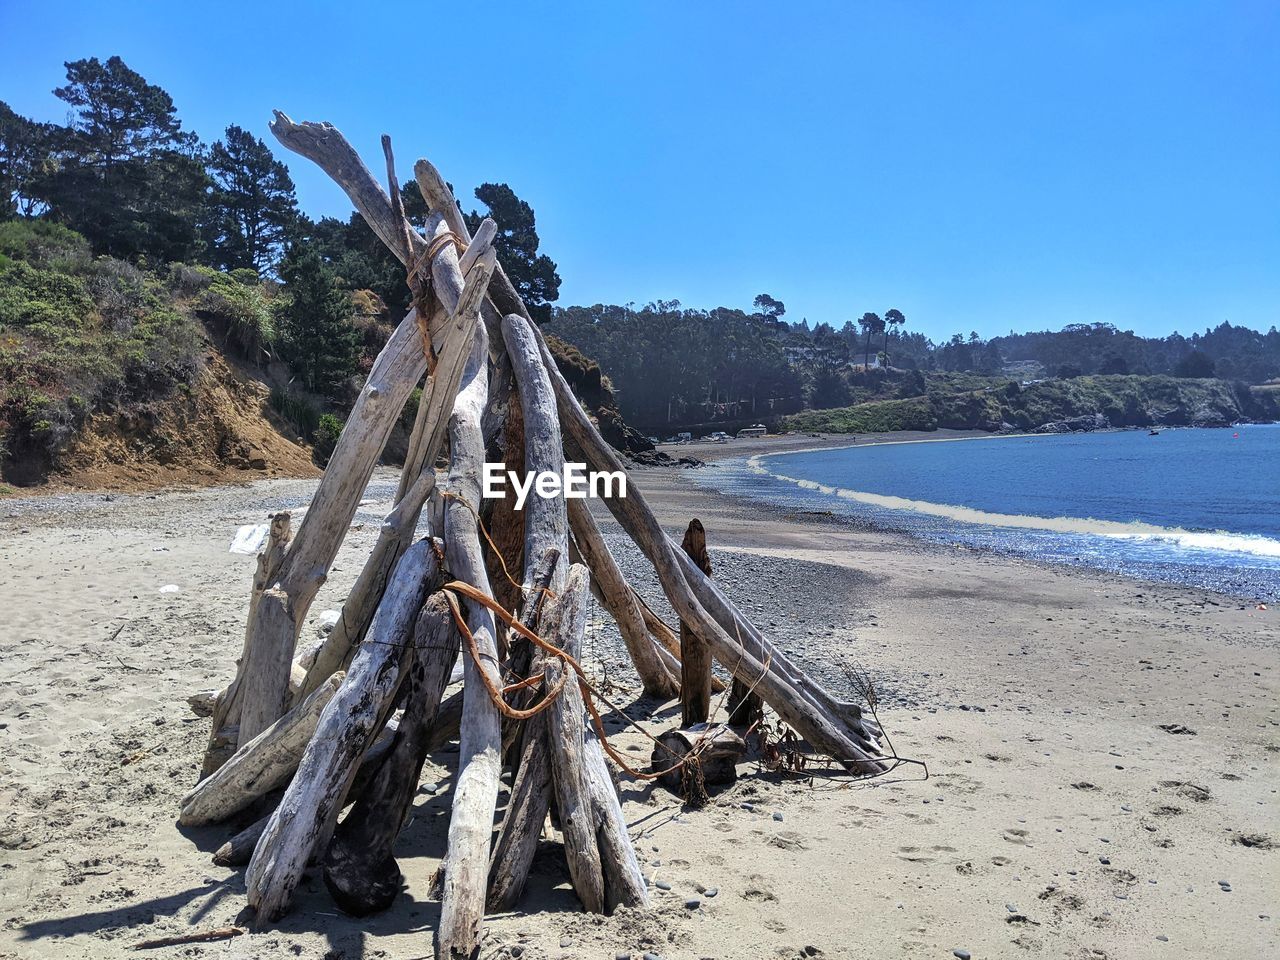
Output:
[{"xmin": 2, "ymin": 1, "xmax": 1277, "ymax": 340}]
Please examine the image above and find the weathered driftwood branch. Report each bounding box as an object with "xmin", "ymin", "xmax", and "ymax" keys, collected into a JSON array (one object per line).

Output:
[
  {"xmin": 581, "ymin": 703, "xmax": 649, "ymax": 911},
  {"xmin": 414, "ymin": 158, "xmax": 532, "ymax": 325},
  {"xmin": 245, "ymin": 539, "xmax": 442, "ymax": 923},
  {"xmin": 679, "ymin": 519, "xmax": 713, "ymax": 726},
  {"xmin": 202, "ymin": 512, "xmax": 291, "ymax": 777},
  {"xmin": 181, "ymin": 673, "xmax": 344, "ymax": 826},
  {"xmin": 436, "ymin": 333, "xmax": 505, "ymax": 960},
  {"xmin": 297, "ymin": 244, "xmax": 497, "ymax": 699},
  {"xmin": 529, "ymin": 318, "xmax": 888, "ymax": 771},
  {"xmin": 210, "ymin": 297, "xmax": 441, "ymax": 766},
  {"xmin": 486, "ymin": 549, "xmax": 560, "ymax": 911},
  {"xmin": 541, "ymin": 569, "xmax": 605, "ymax": 911},
  {"xmin": 323, "ymin": 593, "xmax": 460, "ymax": 915},
  {"xmin": 501, "ymin": 313, "xmax": 569, "ymax": 592}
]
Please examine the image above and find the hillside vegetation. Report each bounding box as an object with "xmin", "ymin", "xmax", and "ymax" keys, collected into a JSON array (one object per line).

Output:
[
  {"xmin": 784, "ymin": 373, "xmax": 1279, "ymax": 435},
  {"xmin": 0, "ymin": 220, "xmax": 318, "ymax": 486}
]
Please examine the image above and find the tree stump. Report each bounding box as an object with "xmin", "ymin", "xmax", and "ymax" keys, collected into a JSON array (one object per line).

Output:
[{"xmin": 651, "ymin": 723, "xmax": 746, "ymax": 795}]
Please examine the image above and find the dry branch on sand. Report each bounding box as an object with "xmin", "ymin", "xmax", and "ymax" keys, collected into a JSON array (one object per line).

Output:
[{"xmin": 186, "ymin": 114, "xmax": 891, "ymax": 956}]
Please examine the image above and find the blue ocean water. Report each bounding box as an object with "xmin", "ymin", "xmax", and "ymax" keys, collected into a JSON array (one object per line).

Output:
[{"xmin": 696, "ymin": 424, "xmax": 1280, "ymax": 601}]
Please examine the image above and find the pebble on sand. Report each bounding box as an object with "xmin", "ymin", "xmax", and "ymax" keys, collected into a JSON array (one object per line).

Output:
[{"xmin": 953, "ymin": 950, "xmax": 972, "ymax": 960}]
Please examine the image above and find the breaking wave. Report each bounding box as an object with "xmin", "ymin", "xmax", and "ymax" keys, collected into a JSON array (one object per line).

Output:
[{"xmin": 746, "ymin": 455, "xmax": 1280, "ymax": 561}]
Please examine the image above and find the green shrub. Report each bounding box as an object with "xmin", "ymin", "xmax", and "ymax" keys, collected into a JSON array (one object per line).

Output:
[
  {"xmin": 312, "ymin": 413, "xmax": 344, "ymax": 466},
  {"xmin": 198, "ymin": 273, "xmax": 275, "ymax": 361},
  {"xmin": 0, "ymin": 245, "xmax": 204, "ymax": 479},
  {"xmin": 0, "ymin": 220, "xmax": 92, "ymax": 271}
]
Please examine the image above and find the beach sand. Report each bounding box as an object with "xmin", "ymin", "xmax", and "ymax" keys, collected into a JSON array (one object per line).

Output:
[{"xmin": 1, "ymin": 438, "xmax": 1276, "ymax": 959}]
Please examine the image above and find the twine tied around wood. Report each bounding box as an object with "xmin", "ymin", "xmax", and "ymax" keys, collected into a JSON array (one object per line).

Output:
[{"xmin": 381, "ymin": 134, "xmax": 469, "ymax": 375}]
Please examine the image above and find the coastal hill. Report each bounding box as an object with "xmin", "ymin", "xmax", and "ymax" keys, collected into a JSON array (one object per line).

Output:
[{"xmin": 784, "ymin": 371, "xmax": 1280, "ymax": 435}]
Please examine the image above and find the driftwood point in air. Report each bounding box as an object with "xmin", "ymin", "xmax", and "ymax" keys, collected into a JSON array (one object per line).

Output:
[{"xmin": 185, "ymin": 113, "xmax": 892, "ymax": 954}]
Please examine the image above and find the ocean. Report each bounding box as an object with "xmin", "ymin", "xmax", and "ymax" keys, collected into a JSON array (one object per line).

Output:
[{"xmin": 696, "ymin": 424, "xmax": 1280, "ymax": 601}]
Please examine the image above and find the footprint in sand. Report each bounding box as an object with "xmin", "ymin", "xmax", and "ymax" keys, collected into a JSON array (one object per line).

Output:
[
  {"xmin": 1160, "ymin": 780, "xmax": 1212, "ymax": 803},
  {"xmin": 744, "ymin": 886, "xmax": 779, "ymax": 903},
  {"xmin": 1002, "ymin": 827, "xmax": 1031, "ymax": 845}
]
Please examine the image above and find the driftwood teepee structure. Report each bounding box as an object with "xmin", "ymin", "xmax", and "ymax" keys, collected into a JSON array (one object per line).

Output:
[{"xmin": 181, "ymin": 114, "xmax": 890, "ymax": 958}]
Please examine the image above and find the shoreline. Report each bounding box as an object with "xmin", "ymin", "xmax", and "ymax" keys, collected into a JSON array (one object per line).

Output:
[
  {"xmin": 1, "ymin": 462, "xmax": 1276, "ymax": 959},
  {"xmin": 668, "ymin": 425, "xmax": 1279, "ymax": 605}
]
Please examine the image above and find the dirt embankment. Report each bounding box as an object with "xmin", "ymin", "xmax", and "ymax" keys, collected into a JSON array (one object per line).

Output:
[{"xmin": 35, "ymin": 348, "xmax": 317, "ymax": 494}]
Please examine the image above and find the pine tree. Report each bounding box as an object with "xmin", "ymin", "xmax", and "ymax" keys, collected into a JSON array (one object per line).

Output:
[
  {"xmin": 206, "ymin": 125, "xmax": 298, "ymax": 274},
  {"xmin": 464, "ymin": 183, "xmax": 560, "ymax": 323},
  {"xmin": 0, "ymin": 101, "xmax": 55, "ymax": 218},
  {"xmin": 277, "ymin": 248, "xmax": 362, "ymax": 397},
  {"xmin": 39, "ymin": 56, "xmax": 209, "ymax": 261}
]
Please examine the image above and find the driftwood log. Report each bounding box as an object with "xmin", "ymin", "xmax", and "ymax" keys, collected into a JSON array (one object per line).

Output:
[
  {"xmin": 189, "ymin": 116, "xmax": 892, "ymax": 951},
  {"xmin": 245, "ymin": 539, "xmax": 444, "ymax": 923},
  {"xmin": 679, "ymin": 519, "xmax": 714, "ymax": 726},
  {"xmin": 324, "ymin": 593, "xmax": 460, "ymax": 915},
  {"xmin": 436, "ymin": 332, "xmax": 505, "ymax": 959},
  {"xmin": 652, "ymin": 723, "xmax": 746, "ymax": 793},
  {"xmin": 181, "ymin": 672, "xmax": 344, "ymax": 826}
]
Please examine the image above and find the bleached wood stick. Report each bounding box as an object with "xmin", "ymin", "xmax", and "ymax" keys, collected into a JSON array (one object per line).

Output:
[
  {"xmin": 180, "ymin": 673, "xmax": 344, "ymax": 826},
  {"xmin": 272, "ymin": 113, "xmax": 429, "ymax": 267},
  {"xmin": 202, "ymin": 513, "xmax": 291, "ymax": 777},
  {"xmin": 486, "ymin": 706, "xmax": 552, "ymax": 910},
  {"xmin": 245, "ymin": 539, "xmax": 442, "ymax": 924},
  {"xmin": 415, "ymin": 158, "xmax": 532, "ymax": 325},
  {"xmin": 541, "ymin": 568, "xmax": 605, "ymax": 911},
  {"xmin": 527, "ymin": 319, "xmax": 889, "ymax": 771},
  {"xmin": 501, "ymin": 313, "xmax": 569, "ymax": 593},
  {"xmin": 486, "ymin": 550, "xmax": 559, "ymax": 910},
  {"xmin": 436, "ymin": 333, "xmax": 504, "ymax": 960},
  {"xmin": 582, "ymin": 709, "xmax": 649, "ymax": 910},
  {"xmin": 397, "ymin": 220, "xmax": 498, "ymax": 504},
  {"xmin": 324, "ymin": 593, "xmax": 460, "ymax": 916},
  {"xmin": 568, "ymin": 499, "xmax": 680, "ymax": 698},
  {"xmin": 297, "ymin": 247, "xmax": 497, "ymax": 700}
]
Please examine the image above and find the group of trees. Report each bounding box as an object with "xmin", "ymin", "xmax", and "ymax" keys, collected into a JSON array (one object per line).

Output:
[
  {"xmin": 1, "ymin": 55, "xmax": 561, "ymax": 405},
  {"xmin": 905, "ymin": 321, "xmax": 1280, "ymax": 384},
  {"xmin": 549, "ymin": 300, "xmax": 806, "ymax": 430},
  {"xmin": 549, "ymin": 296, "xmax": 1280, "ymax": 427}
]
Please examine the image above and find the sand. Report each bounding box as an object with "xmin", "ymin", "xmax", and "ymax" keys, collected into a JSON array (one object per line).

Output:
[{"xmin": 1, "ymin": 439, "xmax": 1276, "ymax": 959}]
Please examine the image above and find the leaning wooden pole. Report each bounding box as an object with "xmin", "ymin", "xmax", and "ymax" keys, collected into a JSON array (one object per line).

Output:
[
  {"xmin": 530, "ymin": 320, "xmax": 889, "ymax": 771},
  {"xmin": 679, "ymin": 519, "xmax": 714, "ymax": 726},
  {"xmin": 245, "ymin": 539, "xmax": 443, "ymax": 923},
  {"xmin": 436, "ymin": 332, "xmax": 505, "ymax": 959},
  {"xmin": 323, "ymin": 592, "xmax": 461, "ymax": 916},
  {"xmin": 567, "ymin": 498, "xmax": 680, "ymax": 698},
  {"xmin": 297, "ymin": 243, "xmax": 497, "ymax": 698}
]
